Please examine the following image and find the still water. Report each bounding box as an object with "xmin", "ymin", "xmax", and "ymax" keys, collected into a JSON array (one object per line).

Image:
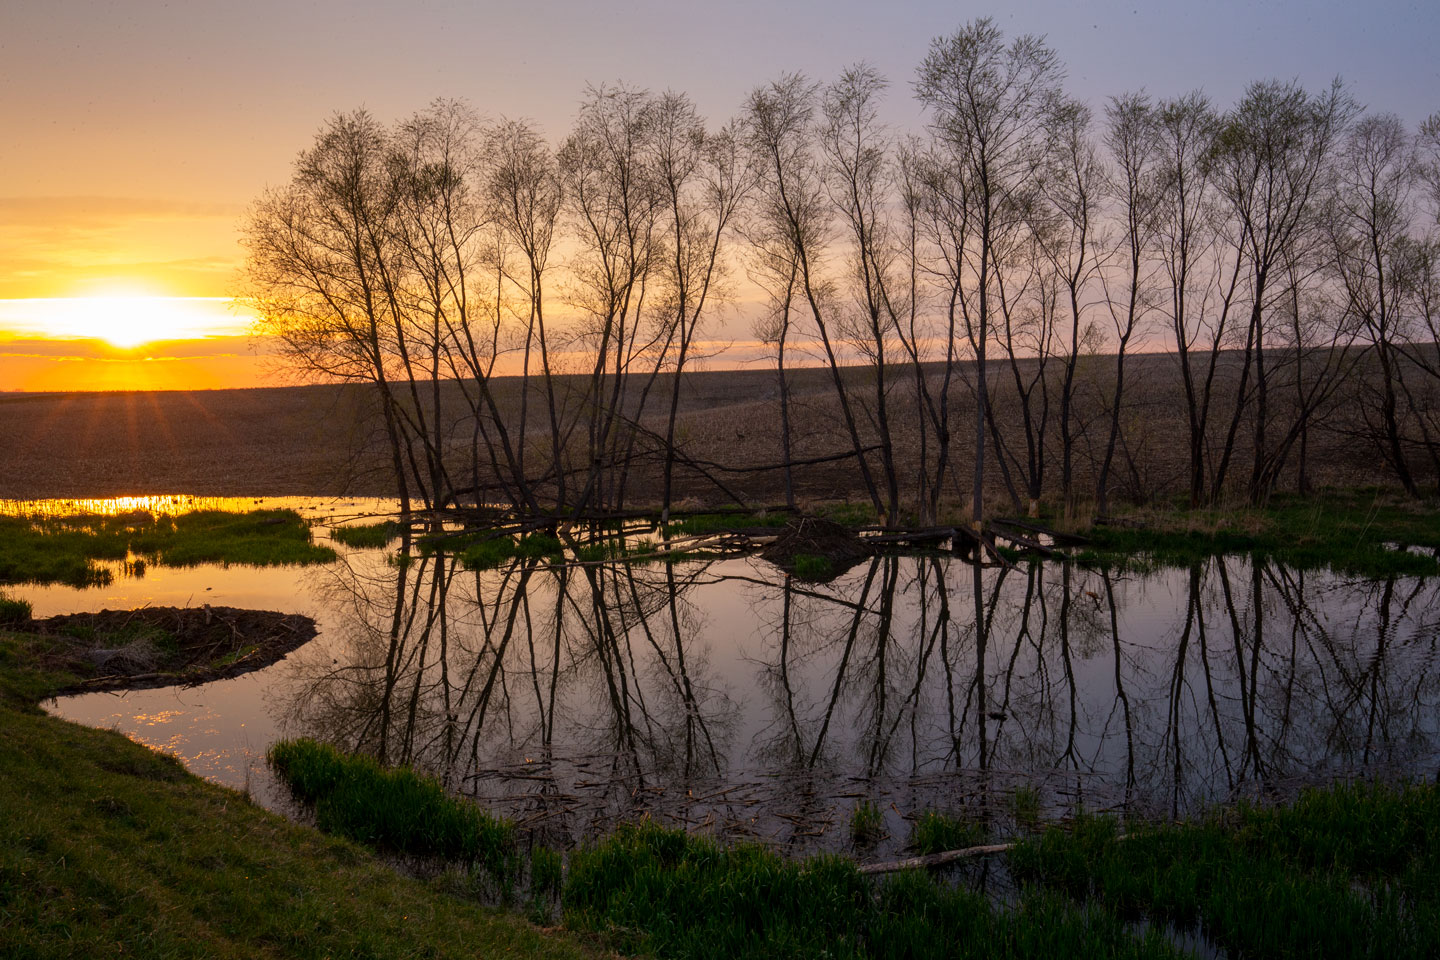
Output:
[{"xmin": 19, "ymin": 498, "xmax": 1440, "ymax": 857}]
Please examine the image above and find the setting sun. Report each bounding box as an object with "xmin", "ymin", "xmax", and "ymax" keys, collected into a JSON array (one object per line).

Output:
[
  {"xmin": 0, "ymin": 295, "xmax": 252, "ymax": 349},
  {"xmin": 0, "ymin": 294, "xmax": 274, "ymax": 391}
]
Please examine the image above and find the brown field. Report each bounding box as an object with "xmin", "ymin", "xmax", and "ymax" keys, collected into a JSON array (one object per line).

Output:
[{"xmin": 0, "ymin": 353, "xmax": 1407, "ymax": 509}]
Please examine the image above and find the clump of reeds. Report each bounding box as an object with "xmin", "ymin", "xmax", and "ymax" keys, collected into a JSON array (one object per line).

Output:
[
  {"xmin": 0, "ymin": 593, "xmax": 32, "ymax": 626},
  {"xmin": 528, "ymin": 845, "xmax": 563, "ymax": 923},
  {"xmin": 458, "ymin": 533, "xmax": 563, "ymax": 570},
  {"xmin": 330, "ymin": 520, "xmax": 403, "ymax": 548},
  {"xmin": 910, "ymin": 808, "xmax": 987, "ymax": 855},
  {"xmin": 667, "ymin": 512, "xmax": 790, "ymax": 536},
  {"xmin": 268, "ymin": 738, "xmax": 518, "ymax": 884},
  {"xmin": 791, "ymin": 553, "xmax": 835, "ymax": 579},
  {"xmin": 850, "ymin": 798, "xmax": 885, "ymax": 846}
]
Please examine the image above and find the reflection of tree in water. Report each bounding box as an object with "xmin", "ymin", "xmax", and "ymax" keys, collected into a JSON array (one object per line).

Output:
[
  {"xmin": 282, "ymin": 542, "xmax": 742, "ymax": 844},
  {"xmin": 279, "ymin": 544, "xmax": 1440, "ymax": 854}
]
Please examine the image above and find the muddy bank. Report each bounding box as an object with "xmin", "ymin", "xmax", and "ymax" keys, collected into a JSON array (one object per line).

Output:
[{"xmin": 25, "ymin": 605, "xmax": 318, "ymax": 692}]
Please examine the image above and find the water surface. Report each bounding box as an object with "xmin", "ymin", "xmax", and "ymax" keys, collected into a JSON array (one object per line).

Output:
[{"xmin": 21, "ymin": 499, "xmax": 1438, "ymax": 858}]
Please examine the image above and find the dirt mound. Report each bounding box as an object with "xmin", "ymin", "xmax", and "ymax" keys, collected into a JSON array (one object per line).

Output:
[
  {"xmin": 32, "ymin": 606, "xmax": 318, "ymax": 692},
  {"xmin": 760, "ymin": 517, "xmax": 873, "ymax": 580}
]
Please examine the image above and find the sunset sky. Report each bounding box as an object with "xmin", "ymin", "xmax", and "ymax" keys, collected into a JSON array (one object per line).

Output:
[{"xmin": 2, "ymin": 0, "xmax": 1436, "ymax": 392}]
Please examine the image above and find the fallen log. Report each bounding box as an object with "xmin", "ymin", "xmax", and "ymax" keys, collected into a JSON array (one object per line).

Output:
[
  {"xmin": 857, "ymin": 842, "xmax": 1016, "ymax": 875},
  {"xmin": 991, "ymin": 516, "xmax": 1090, "ymax": 546},
  {"xmin": 986, "ymin": 525, "xmax": 1061, "ymax": 559},
  {"xmin": 862, "ymin": 527, "xmax": 956, "ymax": 546}
]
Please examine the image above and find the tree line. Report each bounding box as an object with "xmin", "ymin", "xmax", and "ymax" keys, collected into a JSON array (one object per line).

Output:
[{"xmin": 242, "ymin": 17, "xmax": 1440, "ymax": 523}]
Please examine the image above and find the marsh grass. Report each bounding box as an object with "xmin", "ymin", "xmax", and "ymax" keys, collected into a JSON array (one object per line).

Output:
[
  {"xmin": 850, "ymin": 798, "xmax": 885, "ymax": 846},
  {"xmin": 792, "ymin": 553, "xmax": 835, "ymax": 579},
  {"xmin": 562, "ymin": 821, "xmax": 1185, "ymax": 959},
  {"xmin": 256, "ymin": 731, "xmax": 1440, "ymax": 959},
  {"xmin": 911, "ymin": 809, "xmax": 988, "ymax": 855},
  {"xmin": 1068, "ymin": 489, "xmax": 1440, "ymax": 577},
  {"xmin": 1010, "ymin": 785, "xmax": 1043, "ymax": 832},
  {"xmin": 268, "ymin": 738, "xmax": 519, "ymax": 886},
  {"xmin": 0, "ymin": 509, "xmax": 336, "ymax": 587},
  {"xmin": 0, "ymin": 592, "xmax": 31, "ymax": 625},
  {"xmin": 1009, "ymin": 781, "xmax": 1440, "ymax": 960},
  {"xmin": 330, "ymin": 520, "xmax": 403, "ymax": 548},
  {"xmin": 816, "ymin": 501, "xmax": 882, "ymax": 527},
  {"xmin": 530, "ymin": 845, "xmax": 564, "ymax": 923},
  {"xmin": 458, "ymin": 532, "xmax": 564, "ymax": 569},
  {"xmin": 453, "ymin": 530, "xmax": 719, "ymax": 570},
  {"xmin": 667, "ymin": 511, "xmax": 792, "ymax": 536}
]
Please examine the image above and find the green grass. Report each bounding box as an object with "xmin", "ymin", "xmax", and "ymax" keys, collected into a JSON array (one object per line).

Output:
[
  {"xmin": 457, "ymin": 532, "xmax": 565, "ymax": 570},
  {"xmin": 815, "ymin": 501, "xmax": 881, "ymax": 527},
  {"xmin": 911, "ymin": 809, "xmax": 988, "ymax": 855},
  {"xmin": 0, "ymin": 509, "xmax": 337, "ymax": 587},
  {"xmin": 791, "ymin": 553, "xmax": 835, "ymax": 579},
  {"xmin": 0, "ymin": 592, "xmax": 31, "ymax": 626},
  {"xmin": 452, "ymin": 531, "xmax": 706, "ymax": 570},
  {"xmin": 1010, "ymin": 785, "xmax": 1043, "ymax": 832},
  {"xmin": 530, "ymin": 846, "xmax": 564, "ymax": 923},
  {"xmin": 562, "ymin": 821, "xmax": 1185, "ymax": 959},
  {"xmin": 330, "ymin": 520, "xmax": 403, "ymax": 548},
  {"xmin": 1069, "ymin": 488, "xmax": 1440, "ymax": 577},
  {"xmin": 850, "ymin": 799, "xmax": 885, "ymax": 846},
  {"xmin": 1008, "ymin": 781, "xmax": 1440, "ymax": 960},
  {"xmin": 256, "ymin": 721, "xmax": 1440, "ymax": 959},
  {"xmin": 0, "ymin": 626, "xmax": 597, "ymax": 960},
  {"xmin": 666, "ymin": 512, "xmax": 792, "ymax": 536},
  {"xmin": 268, "ymin": 738, "xmax": 518, "ymax": 886}
]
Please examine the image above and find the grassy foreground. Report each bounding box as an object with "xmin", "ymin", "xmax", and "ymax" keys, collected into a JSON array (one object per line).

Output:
[
  {"xmin": 269, "ymin": 743, "xmax": 1184, "ymax": 960},
  {"xmin": 0, "ymin": 627, "xmax": 599, "ymax": 959},
  {"xmin": 270, "ymin": 738, "xmax": 1440, "ymax": 960}
]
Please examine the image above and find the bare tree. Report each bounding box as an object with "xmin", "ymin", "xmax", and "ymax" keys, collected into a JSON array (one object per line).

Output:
[
  {"xmin": 820, "ymin": 64, "xmax": 907, "ymax": 524},
  {"xmin": 915, "ymin": 17, "xmax": 1063, "ymax": 527},
  {"xmin": 243, "ymin": 111, "xmax": 422, "ymax": 513},
  {"xmin": 1152, "ymin": 92, "xmax": 1229, "ymax": 507},
  {"xmin": 1096, "ymin": 92, "xmax": 1159, "ymax": 515},
  {"xmin": 745, "ymin": 73, "xmax": 885, "ymax": 518},
  {"xmin": 1035, "ymin": 95, "xmax": 1107, "ymax": 514},
  {"xmin": 485, "ymin": 118, "xmax": 568, "ymax": 507},
  {"xmin": 1327, "ymin": 114, "xmax": 1420, "ymax": 492},
  {"xmin": 1209, "ymin": 79, "xmax": 1353, "ymax": 503},
  {"xmin": 650, "ymin": 93, "xmax": 748, "ymax": 521},
  {"xmin": 559, "ymin": 84, "xmax": 663, "ymax": 516}
]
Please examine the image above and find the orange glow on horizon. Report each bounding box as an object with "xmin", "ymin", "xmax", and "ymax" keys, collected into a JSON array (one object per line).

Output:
[
  {"xmin": 0, "ymin": 293, "xmax": 284, "ymax": 392},
  {"xmin": 0, "ymin": 344, "xmax": 284, "ymax": 393},
  {"xmin": 0, "ymin": 295, "xmax": 253, "ymax": 349}
]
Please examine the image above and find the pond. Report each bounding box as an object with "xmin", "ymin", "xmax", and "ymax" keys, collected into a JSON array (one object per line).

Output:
[{"xmin": 18, "ymin": 497, "xmax": 1440, "ymax": 859}]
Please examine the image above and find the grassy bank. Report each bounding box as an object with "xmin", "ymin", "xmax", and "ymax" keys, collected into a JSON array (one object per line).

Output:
[
  {"xmin": 269, "ymin": 738, "xmax": 518, "ymax": 885},
  {"xmin": 0, "ymin": 508, "xmax": 336, "ymax": 587},
  {"xmin": 269, "ymin": 738, "xmax": 1439, "ymax": 959},
  {"xmin": 268, "ymin": 741, "xmax": 1183, "ymax": 959},
  {"xmin": 0, "ymin": 624, "xmax": 599, "ymax": 959}
]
